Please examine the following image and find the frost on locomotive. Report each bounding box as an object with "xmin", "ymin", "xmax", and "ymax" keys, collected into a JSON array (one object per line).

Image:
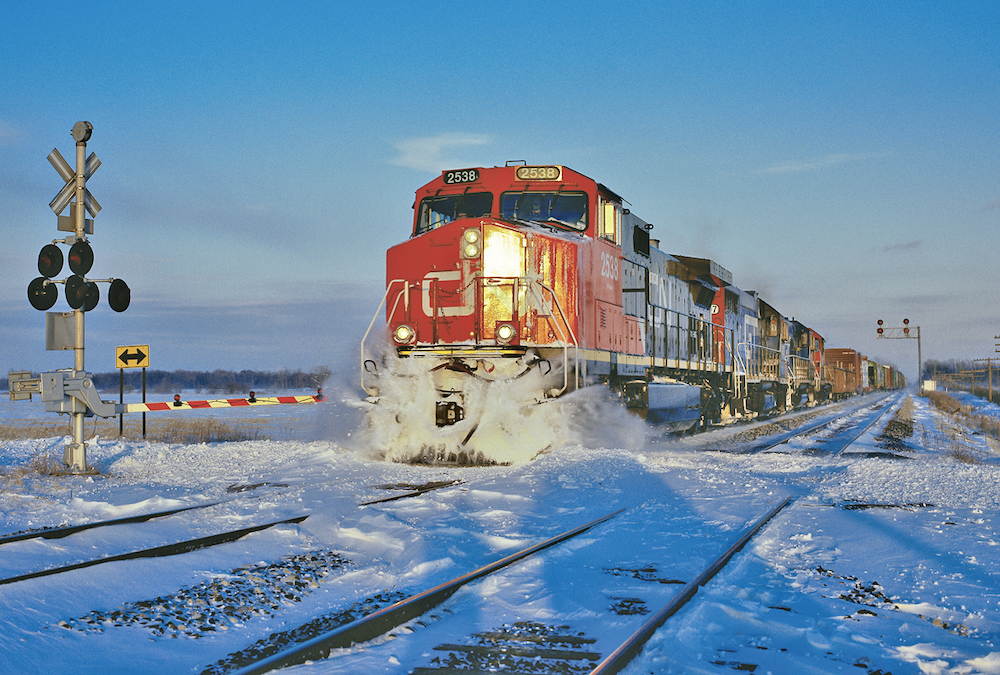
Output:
[{"xmin": 361, "ymin": 163, "xmax": 839, "ymax": 462}]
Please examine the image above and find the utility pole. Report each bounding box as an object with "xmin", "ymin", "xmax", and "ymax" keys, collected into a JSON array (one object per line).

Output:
[{"xmin": 973, "ymin": 358, "xmax": 993, "ymax": 402}]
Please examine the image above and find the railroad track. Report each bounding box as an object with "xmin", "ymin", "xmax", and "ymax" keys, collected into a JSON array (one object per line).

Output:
[
  {"xmin": 0, "ymin": 514, "xmax": 308, "ymax": 587},
  {"xmin": 0, "ymin": 476, "xmax": 463, "ymax": 590},
  {"xmin": 217, "ymin": 498, "xmax": 793, "ymax": 675},
  {"xmin": 0, "ymin": 463, "xmax": 798, "ymax": 674},
  {"xmin": 0, "ymin": 499, "xmax": 226, "ymax": 546},
  {"xmin": 745, "ymin": 393, "xmax": 902, "ymax": 455}
]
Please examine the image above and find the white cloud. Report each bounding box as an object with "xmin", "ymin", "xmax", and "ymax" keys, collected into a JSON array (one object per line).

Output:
[
  {"xmin": 0, "ymin": 120, "xmax": 24, "ymax": 146},
  {"xmin": 882, "ymin": 240, "xmax": 922, "ymax": 253},
  {"xmin": 390, "ymin": 133, "xmax": 493, "ymax": 172},
  {"xmin": 759, "ymin": 152, "xmax": 888, "ymax": 174}
]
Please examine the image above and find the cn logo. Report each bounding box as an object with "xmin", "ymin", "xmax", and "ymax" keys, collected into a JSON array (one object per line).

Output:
[{"xmin": 421, "ymin": 271, "xmax": 474, "ymax": 317}]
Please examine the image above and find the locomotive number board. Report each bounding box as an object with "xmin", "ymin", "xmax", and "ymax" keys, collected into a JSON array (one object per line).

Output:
[
  {"xmin": 443, "ymin": 168, "xmax": 480, "ymax": 184},
  {"xmin": 515, "ymin": 165, "xmax": 562, "ymax": 181}
]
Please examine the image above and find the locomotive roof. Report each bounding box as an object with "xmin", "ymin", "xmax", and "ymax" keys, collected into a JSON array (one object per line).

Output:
[{"xmin": 671, "ymin": 255, "xmax": 733, "ymax": 286}]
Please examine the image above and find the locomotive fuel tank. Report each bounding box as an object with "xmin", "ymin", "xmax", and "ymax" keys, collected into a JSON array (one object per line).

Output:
[{"xmin": 622, "ymin": 379, "xmax": 702, "ymax": 432}]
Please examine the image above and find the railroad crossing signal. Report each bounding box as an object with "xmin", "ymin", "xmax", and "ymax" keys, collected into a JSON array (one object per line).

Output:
[
  {"xmin": 116, "ymin": 345, "xmax": 150, "ymax": 369},
  {"xmin": 14, "ymin": 121, "xmax": 134, "ymax": 474},
  {"xmin": 27, "ymin": 124, "xmax": 130, "ymax": 315}
]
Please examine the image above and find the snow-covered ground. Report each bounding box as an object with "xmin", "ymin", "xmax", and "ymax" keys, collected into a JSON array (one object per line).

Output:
[{"xmin": 1, "ymin": 388, "xmax": 998, "ymax": 675}]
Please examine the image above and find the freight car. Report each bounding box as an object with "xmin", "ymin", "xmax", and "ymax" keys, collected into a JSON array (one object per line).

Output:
[
  {"xmin": 825, "ymin": 348, "xmax": 865, "ymax": 400},
  {"xmin": 361, "ymin": 163, "xmax": 900, "ymax": 458}
]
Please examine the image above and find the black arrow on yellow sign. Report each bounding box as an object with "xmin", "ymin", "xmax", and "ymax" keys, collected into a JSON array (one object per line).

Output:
[{"xmin": 116, "ymin": 345, "xmax": 149, "ymax": 369}]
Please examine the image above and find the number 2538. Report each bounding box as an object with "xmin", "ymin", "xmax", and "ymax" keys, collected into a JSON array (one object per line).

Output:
[{"xmin": 600, "ymin": 251, "xmax": 619, "ymax": 280}]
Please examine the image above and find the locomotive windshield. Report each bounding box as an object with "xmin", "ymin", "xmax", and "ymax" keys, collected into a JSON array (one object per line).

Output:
[
  {"xmin": 416, "ymin": 192, "xmax": 493, "ymax": 235},
  {"xmin": 500, "ymin": 191, "xmax": 588, "ymax": 231}
]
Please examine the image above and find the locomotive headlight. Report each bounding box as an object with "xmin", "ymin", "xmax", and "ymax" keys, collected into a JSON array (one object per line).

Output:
[
  {"xmin": 392, "ymin": 324, "xmax": 416, "ymax": 344},
  {"xmin": 495, "ymin": 321, "xmax": 517, "ymax": 345},
  {"xmin": 461, "ymin": 228, "xmax": 482, "ymax": 259}
]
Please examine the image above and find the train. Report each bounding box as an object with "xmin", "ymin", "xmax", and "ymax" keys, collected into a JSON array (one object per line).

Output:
[{"xmin": 361, "ymin": 163, "xmax": 904, "ymax": 459}]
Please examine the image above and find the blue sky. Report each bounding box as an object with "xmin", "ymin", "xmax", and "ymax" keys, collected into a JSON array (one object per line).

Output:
[{"xmin": 2, "ymin": 1, "xmax": 998, "ymax": 383}]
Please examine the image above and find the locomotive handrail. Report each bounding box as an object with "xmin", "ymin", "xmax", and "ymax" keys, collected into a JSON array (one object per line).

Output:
[
  {"xmin": 361, "ymin": 277, "xmax": 579, "ymax": 397},
  {"xmin": 736, "ymin": 340, "xmax": 767, "ymax": 379},
  {"xmin": 737, "ymin": 341, "xmax": 786, "ymax": 382},
  {"xmin": 734, "ymin": 341, "xmax": 749, "ymax": 378},
  {"xmin": 530, "ymin": 280, "xmax": 580, "ymax": 395},
  {"xmin": 360, "ymin": 279, "xmax": 409, "ymax": 396},
  {"xmin": 788, "ymin": 354, "xmax": 813, "ymax": 387}
]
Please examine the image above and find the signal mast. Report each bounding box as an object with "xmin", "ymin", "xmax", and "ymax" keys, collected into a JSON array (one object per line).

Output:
[{"xmin": 876, "ymin": 318, "xmax": 921, "ymax": 391}]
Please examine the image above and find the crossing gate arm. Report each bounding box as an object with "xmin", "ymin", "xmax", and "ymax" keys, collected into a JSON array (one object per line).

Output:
[{"xmin": 125, "ymin": 395, "xmax": 320, "ymax": 413}]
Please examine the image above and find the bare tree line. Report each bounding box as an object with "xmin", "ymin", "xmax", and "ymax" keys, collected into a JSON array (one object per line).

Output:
[{"xmin": 2, "ymin": 366, "xmax": 333, "ymax": 395}]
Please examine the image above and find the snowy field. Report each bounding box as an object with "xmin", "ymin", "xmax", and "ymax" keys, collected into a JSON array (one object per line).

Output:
[{"xmin": 1, "ymin": 387, "xmax": 999, "ymax": 675}]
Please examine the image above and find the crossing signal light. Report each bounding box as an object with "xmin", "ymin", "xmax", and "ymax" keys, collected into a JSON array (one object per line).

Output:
[
  {"xmin": 38, "ymin": 244, "xmax": 63, "ymax": 278},
  {"xmin": 28, "ymin": 277, "xmax": 58, "ymax": 310},
  {"xmin": 84, "ymin": 281, "xmax": 100, "ymax": 312},
  {"xmin": 28, "ymin": 236, "xmax": 129, "ymax": 313},
  {"xmin": 877, "ymin": 319, "xmax": 883, "ymax": 336},
  {"xmin": 65, "ymin": 275, "xmax": 93, "ymax": 310},
  {"xmin": 108, "ymin": 278, "xmax": 130, "ymax": 312},
  {"xmin": 68, "ymin": 240, "xmax": 93, "ymax": 275}
]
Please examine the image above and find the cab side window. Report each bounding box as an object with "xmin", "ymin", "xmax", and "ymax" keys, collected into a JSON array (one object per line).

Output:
[{"xmin": 599, "ymin": 197, "xmax": 621, "ymax": 245}]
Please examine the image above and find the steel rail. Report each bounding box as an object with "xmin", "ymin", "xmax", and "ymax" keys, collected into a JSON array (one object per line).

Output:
[
  {"xmin": 0, "ymin": 515, "xmax": 307, "ymax": 586},
  {"xmin": 831, "ymin": 392, "xmax": 904, "ymax": 456},
  {"xmin": 227, "ymin": 508, "xmax": 625, "ymax": 675},
  {"xmin": 358, "ymin": 479, "xmax": 463, "ymax": 506},
  {"xmin": 748, "ymin": 394, "xmax": 894, "ymax": 453},
  {"xmin": 588, "ymin": 497, "xmax": 794, "ymax": 675},
  {"xmin": 0, "ymin": 500, "xmax": 224, "ymax": 547}
]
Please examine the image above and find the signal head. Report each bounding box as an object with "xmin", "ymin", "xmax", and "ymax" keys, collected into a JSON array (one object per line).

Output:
[
  {"xmin": 83, "ymin": 281, "xmax": 100, "ymax": 312},
  {"xmin": 108, "ymin": 279, "xmax": 131, "ymax": 312},
  {"xmin": 27, "ymin": 277, "xmax": 58, "ymax": 310},
  {"xmin": 877, "ymin": 319, "xmax": 883, "ymax": 326},
  {"xmin": 65, "ymin": 274, "xmax": 91, "ymax": 309},
  {"xmin": 903, "ymin": 318, "xmax": 909, "ymax": 325},
  {"xmin": 68, "ymin": 240, "xmax": 94, "ymax": 276},
  {"xmin": 38, "ymin": 244, "xmax": 63, "ymax": 278}
]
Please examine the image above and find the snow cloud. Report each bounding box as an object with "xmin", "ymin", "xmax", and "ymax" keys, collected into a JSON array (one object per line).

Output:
[
  {"xmin": 390, "ymin": 133, "xmax": 493, "ymax": 173},
  {"xmin": 759, "ymin": 152, "xmax": 888, "ymax": 174}
]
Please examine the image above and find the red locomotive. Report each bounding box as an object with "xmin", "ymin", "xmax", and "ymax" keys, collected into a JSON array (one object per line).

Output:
[{"xmin": 361, "ymin": 163, "xmax": 903, "ymax": 462}]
